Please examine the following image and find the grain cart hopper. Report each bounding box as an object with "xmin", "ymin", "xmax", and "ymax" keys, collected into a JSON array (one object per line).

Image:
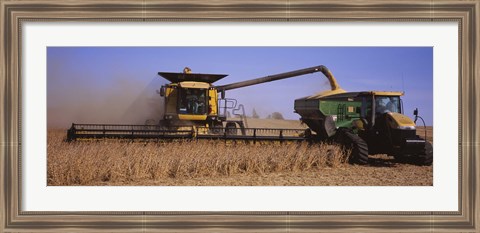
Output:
[{"xmin": 294, "ymin": 67, "xmax": 432, "ymax": 165}]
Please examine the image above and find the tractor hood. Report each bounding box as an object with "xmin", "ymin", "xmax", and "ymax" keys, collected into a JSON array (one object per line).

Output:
[{"xmin": 386, "ymin": 112, "xmax": 416, "ymax": 129}]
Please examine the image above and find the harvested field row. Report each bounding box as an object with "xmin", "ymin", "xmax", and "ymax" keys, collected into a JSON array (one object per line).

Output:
[
  {"xmin": 48, "ymin": 130, "xmax": 348, "ymax": 186},
  {"xmin": 47, "ymin": 128, "xmax": 433, "ymax": 186}
]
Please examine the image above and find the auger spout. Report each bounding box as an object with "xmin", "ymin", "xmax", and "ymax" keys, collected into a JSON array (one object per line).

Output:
[
  {"xmin": 319, "ymin": 65, "xmax": 341, "ymax": 91},
  {"xmin": 216, "ymin": 65, "xmax": 341, "ymax": 92}
]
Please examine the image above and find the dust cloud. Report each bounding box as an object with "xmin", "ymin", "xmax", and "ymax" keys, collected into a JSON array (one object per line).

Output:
[{"xmin": 47, "ymin": 76, "xmax": 166, "ymax": 129}]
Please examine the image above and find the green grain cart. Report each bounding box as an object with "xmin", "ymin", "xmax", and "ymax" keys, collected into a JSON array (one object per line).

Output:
[{"xmin": 294, "ymin": 66, "xmax": 432, "ymax": 165}]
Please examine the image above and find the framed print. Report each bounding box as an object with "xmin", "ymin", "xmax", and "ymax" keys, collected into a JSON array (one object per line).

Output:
[
  {"xmin": 1, "ymin": 0, "xmax": 479, "ymax": 232},
  {"xmin": 45, "ymin": 46, "xmax": 435, "ymax": 188}
]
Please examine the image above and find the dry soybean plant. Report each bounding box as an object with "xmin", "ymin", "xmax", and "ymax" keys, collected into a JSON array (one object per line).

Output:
[{"xmin": 47, "ymin": 130, "xmax": 349, "ymax": 185}]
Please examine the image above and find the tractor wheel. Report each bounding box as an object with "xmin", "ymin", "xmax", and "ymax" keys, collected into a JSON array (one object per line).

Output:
[
  {"xmin": 415, "ymin": 141, "xmax": 433, "ymax": 166},
  {"xmin": 393, "ymin": 154, "xmax": 409, "ymax": 163},
  {"xmin": 394, "ymin": 141, "xmax": 433, "ymax": 165},
  {"xmin": 335, "ymin": 128, "xmax": 369, "ymax": 165},
  {"xmin": 225, "ymin": 122, "xmax": 237, "ymax": 135}
]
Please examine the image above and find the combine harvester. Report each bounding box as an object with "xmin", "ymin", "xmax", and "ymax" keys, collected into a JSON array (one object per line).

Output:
[{"xmin": 67, "ymin": 65, "xmax": 432, "ymax": 165}]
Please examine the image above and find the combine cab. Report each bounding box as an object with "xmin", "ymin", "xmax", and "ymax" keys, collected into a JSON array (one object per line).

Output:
[{"xmin": 157, "ymin": 69, "xmax": 247, "ymax": 133}]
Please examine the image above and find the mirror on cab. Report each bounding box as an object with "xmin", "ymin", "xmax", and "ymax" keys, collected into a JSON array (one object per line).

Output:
[{"xmin": 159, "ymin": 86, "xmax": 166, "ymax": 97}]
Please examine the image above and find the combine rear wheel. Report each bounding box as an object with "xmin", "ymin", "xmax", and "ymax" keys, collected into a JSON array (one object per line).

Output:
[{"xmin": 335, "ymin": 128, "xmax": 369, "ymax": 165}]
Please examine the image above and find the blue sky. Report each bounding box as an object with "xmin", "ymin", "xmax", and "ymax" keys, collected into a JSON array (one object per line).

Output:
[{"xmin": 47, "ymin": 47, "xmax": 433, "ymax": 128}]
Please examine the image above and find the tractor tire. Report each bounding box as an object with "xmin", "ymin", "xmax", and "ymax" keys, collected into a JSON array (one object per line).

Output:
[
  {"xmin": 393, "ymin": 154, "xmax": 409, "ymax": 163},
  {"xmin": 225, "ymin": 122, "xmax": 237, "ymax": 135},
  {"xmin": 335, "ymin": 128, "xmax": 369, "ymax": 165},
  {"xmin": 415, "ymin": 141, "xmax": 433, "ymax": 166},
  {"xmin": 394, "ymin": 141, "xmax": 433, "ymax": 166}
]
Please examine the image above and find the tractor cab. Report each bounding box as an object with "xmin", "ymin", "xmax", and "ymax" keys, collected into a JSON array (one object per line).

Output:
[
  {"xmin": 362, "ymin": 92, "xmax": 412, "ymax": 129},
  {"xmin": 368, "ymin": 92, "xmax": 416, "ymax": 131},
  {"xmin": 374, "ymin": 95, "xmax": 401, "ymax": 115},
  {"xmin": 360, "ymin": 92, "xmax": 420, "ymax": 155}
]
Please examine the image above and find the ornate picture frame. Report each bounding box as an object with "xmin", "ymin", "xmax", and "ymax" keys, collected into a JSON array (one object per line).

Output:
[{"xmin": 1, "ymin": 0, "xmax": 478, "ymax": 232}]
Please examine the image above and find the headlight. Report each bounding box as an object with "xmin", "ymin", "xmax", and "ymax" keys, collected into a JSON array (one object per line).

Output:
[{"xmin": 397, "ymin": 125, "xmax": 415, "ymax": 130}]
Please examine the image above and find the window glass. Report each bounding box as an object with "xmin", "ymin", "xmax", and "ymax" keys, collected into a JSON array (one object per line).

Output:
[
  {"xmin": 375, "ymin": 96, "xmax": 401, "ymax": 114},
  {"xmin": 179, "ymin": 88, "xmax": 207, "ymax": 114}
]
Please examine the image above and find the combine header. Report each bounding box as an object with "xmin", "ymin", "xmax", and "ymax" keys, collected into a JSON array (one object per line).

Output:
[
  {"xmin": 67, "ymin": 124, "xmax": 306, "ymax": 142},
  {"xmin": 67, "ymin": 65, "xmax": 432, "ymax": 165}
]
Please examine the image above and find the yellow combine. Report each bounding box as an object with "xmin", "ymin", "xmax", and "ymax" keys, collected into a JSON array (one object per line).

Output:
[{"xmin": 156, "ymin": 66, "xmax": 327, "ymax": 134}]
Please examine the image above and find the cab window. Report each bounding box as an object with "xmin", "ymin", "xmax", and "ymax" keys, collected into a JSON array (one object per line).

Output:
[
  {"xmin": 179, "ymin": 88, "xmax": 207, "ymax": 114},
  {"xmin": 375, "ymin": 96, "xmax": 401, "ymax": 115}
]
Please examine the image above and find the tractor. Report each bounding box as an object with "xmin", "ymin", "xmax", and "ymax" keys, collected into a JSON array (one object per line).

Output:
[{"xmin": 294, "ymin": 67, "xmax": 432, "ymax": 165}]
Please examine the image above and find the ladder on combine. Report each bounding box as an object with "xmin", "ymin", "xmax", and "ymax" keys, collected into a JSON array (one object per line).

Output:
[{"xmin": 218, "ymin": 98, "xmax": 248, "ymax": 130}]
